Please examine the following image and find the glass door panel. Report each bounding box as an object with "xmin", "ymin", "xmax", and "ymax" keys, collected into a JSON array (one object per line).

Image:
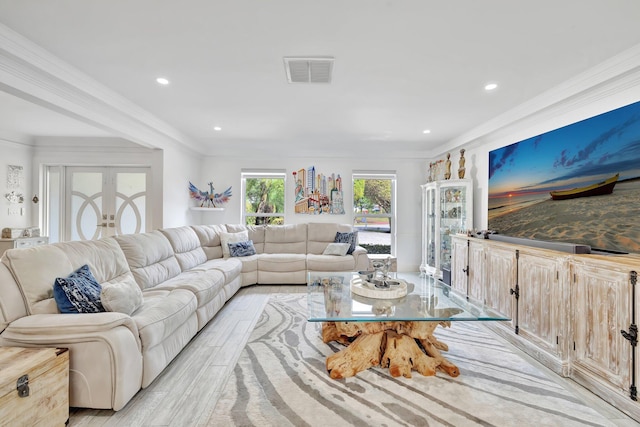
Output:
[
  {"xmin": 69, "ymin": 170, "xmax": 106, "ymax": 241},
  {"xmin": 440, "ymin": 185, "xmax": 465, "ymax": 271},
  {"xmin": 115, "ymin": 171, "xmax": 147, "ymax": 235},
  {"xmin": 65, "ymin": 167, "xmax": 149, "ymax": 241},
  {"xmin": 426, "ymin": 187, "xmax": 437, "ymax": 270}
]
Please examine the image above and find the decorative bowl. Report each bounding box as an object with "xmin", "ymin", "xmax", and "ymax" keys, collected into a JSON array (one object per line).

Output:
[{"xmin": 357, "ymin": 270, "xmax": 376, "ymax": 282}]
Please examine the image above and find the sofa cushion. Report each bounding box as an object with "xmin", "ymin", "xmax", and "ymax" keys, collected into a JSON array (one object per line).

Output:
[
  {"xmin": 335, "ymin": 231, "xmax": 358, "ymax": 254},
  {"xmin": 307, "ymin": 223, "xmax": 354, "ymax": 254},
  {"xmin": 2, "ymin": 237, "xmax": 131, "ymax": 315},
  {"xmin": 191, "ymin": 224, "xmax": 226, "ymax": 260},
  {"xmin": 101, "ymin": 276, "xmax": 144, "ymax": 315},
  {"xmin": 132, "ymin": 289, "xmax": 197, "ymax": 350},
  {"xmin": 323, "ymin": 242, "xmax": 350, "ymax": 256},
  {"xmin": 153, "ymin": 269, "xmax": 225, "ymax": 308},
  {"xmin": 209, "ymin": 254, "xmax": 258, "ymax": 277},
  {"xmin": 264, "ymin": 224, "xmax": 307, "ymax": 254},
  {"xmin": 307, "ymin": 254, "xmax": 358, "ymax": 271},
  {"xmin": 220, "ymin": 230, "xmax": 249, "ymax": 258},
  {"xmin": 160, "ymin": 226, "xmax": 207, "ymax": 271},
  {"xmin": 193, "ymin": 258, "xmax": 243, "ymax": 283},
  {"xmin": 115, "ymin": 231, "xmax": 182, "ymax": 290},
  {"xmin": 258, "ymin": 253, "xmax": 306, "ymax": 272},
  {"xmin": 53, "ymin": 264, "xmax": 104, "ymax": 314},
  {"xmin": 226, "ymin": 224, "xmax": 266, "ymax": 254},
  {"xmin": 229, "ymin": 240, "xmax": 257, "ymax": 257}
]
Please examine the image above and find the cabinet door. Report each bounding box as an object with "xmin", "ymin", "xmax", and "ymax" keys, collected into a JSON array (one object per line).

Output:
[
  {"xmin": 571, "ymin": 264, "xmax": 632, "ymax": 392},
  {"xmin": 421, "ymin": 185, "xmax": 438, "ymax": 275},
  {"xmin": 450, "ymin": 237, "xmax": 468, "ymax": 295},
  {"xmin": 468, "ymin": 241, "xmax": 485, "ymax": 302},
  {"xmin": 485, "ymin": 246, "xmax": 516, "ymax": 323},
  {"xmin": 517, "ymin": 252, "xmax": 562, "ymax": 356}
]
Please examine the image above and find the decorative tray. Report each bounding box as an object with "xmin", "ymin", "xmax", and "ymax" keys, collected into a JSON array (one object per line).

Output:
[{"xmin": 350, "ymin": 277, "xmax": 408, "ymax": 299}]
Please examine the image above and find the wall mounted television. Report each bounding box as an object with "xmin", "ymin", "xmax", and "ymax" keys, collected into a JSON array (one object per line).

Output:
[{"xmin": 488, "ymin": 100, "xmax": 640, "ymax": 254}]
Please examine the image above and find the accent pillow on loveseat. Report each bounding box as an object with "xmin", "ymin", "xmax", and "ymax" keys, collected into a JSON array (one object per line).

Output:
[
  {"xmin": 228, "ymin": 240, "xmax": 257, "ymax": 257},
  {"xmin": 53, "ymin": 264, "xmax": 104, "ymax": 313},
  {"xmin": 220, "ymin": 230, "xmax": 249, "ymax": 258},
  {"xmin": 334, "ymin": 231, "xmax": 358, "ymax": 254},
  {"xmin": 323, "ymin": 242, "xmax": 351, "ymax": 256},
  {"xmin": 100, "ymin": 277, "xmax": 144, "ymax": 315}
]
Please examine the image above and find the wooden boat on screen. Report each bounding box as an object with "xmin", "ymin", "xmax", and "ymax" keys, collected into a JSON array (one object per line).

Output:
[{"xmin": 549, "ymin": 173, "xmax": 619, "ymax": 200}]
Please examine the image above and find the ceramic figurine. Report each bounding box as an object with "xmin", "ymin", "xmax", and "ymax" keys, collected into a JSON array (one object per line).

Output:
[
  {"xmin": 458, "ymin": 149, "xmax": 466, "ymax": 179},
  {"xmin": 444, "ymin": 153, "xmax": 452, "ymax": 180}
]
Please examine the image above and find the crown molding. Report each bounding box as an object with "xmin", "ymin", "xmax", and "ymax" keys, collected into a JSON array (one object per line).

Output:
[
  {"xmin": 439, "ymin": 43, "xmax": 640, "ymax": 156},
  {"xmin": 0, "ymin": 23, "xmax": 202, "ymax": 156}
]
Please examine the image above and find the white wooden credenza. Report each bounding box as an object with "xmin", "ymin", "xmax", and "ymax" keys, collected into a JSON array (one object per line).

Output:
[
  {"xmin": 0, "ymin": 236, "xmax": 49, "ymax": 257},
  {"xmin": 450, "ymin": 234, "xmax": 640, "ymax": 422}
]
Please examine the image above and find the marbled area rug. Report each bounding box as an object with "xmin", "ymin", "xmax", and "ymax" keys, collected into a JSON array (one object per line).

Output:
[{"xmin": 212, "ymin": 294, "xmax": 612, "ymax": 427}]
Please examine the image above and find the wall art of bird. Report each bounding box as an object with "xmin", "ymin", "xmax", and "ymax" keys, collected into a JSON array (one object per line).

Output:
[{"xmin": 188, "ymin": 181, "xmax": 232, "ymax": 208}]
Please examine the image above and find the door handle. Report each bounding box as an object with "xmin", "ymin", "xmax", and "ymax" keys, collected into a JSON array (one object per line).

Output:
[{"xmin": 96, "ymin": 222, "xmax": 107, "ymax": 227}]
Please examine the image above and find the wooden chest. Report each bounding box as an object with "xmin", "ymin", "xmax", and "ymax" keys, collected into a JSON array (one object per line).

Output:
[{"xmin": 0, "ymin": 347, "xmax": 69, "ymax": 426}]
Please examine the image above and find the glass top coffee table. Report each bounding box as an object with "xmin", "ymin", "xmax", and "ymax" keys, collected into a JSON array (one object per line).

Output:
[{"xmin": 307, "ymin": 271, "xmax": 510, "ymax": 379}]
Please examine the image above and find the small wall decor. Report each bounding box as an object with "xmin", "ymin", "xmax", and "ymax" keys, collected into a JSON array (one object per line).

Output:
[
  {"xmin": 293, "ymin": 166, "xmax": 344, "ymax": 215},
  {"xmin": 4, "ymin": 190, "xmax": 24, "ymax": 204},
  {"xmin": 7, "ymin": 165, "xmax": 23, "ymax": 189},
  {"xmin": 188, "ymin": 181, "xmax": 232, "ymax": 208}
]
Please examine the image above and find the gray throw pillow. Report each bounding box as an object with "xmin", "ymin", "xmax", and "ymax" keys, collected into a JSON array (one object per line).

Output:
[
  {"xmin": 334, "ymin": 231, "xmax": 358, "ymax": 254},
  {"xmin": 323, "ymin": 242, "xmax": 351, "ymax": 256}
]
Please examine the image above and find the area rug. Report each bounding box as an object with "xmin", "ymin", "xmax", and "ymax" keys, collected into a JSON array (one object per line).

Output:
[{"xmin": 212, "ymin": 294, "xmax": 613, "ymax": 426}]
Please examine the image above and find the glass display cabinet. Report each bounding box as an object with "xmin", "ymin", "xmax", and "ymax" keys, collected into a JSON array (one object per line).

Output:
[{"xmin": 420, "ymin": 179, "xmax": 473, "ymax": 279}]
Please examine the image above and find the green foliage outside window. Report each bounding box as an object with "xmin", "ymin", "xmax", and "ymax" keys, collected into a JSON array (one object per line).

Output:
[
  {"xmin": 353, "ymin": 178, "xmax": 391, "ymax": 214},
  {"xmin": 353, "ymin": 177, "xmax": 393, "ymax": 255},
  {"xmin": 245, "ymin": 177, "xmax": 285, "ymax": 225}
]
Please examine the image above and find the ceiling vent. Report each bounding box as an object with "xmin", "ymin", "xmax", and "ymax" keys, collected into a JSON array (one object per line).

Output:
[{"xmin": 284, "ymin": 57, "xmax": 334, "ymax": 83}]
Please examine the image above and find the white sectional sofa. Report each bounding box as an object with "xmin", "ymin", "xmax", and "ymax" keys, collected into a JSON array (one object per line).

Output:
[{"xmin": 0, "ymin": 223, "xmax": 368, "ymax": 410}]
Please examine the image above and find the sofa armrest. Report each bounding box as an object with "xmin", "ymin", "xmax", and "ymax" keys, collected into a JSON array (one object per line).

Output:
[
  {"xmin": 1, "ymin": 313, "xmax": 141, "ymax": 350},
  {"xmin": 353, "ymin": 246, "xmax": 367, "ymax": 255},
  {"xmin": 352, "ymin": 246, "xmax": 370, "ymax": 271}
]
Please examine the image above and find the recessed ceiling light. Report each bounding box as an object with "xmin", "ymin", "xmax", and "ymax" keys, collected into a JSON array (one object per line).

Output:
[
  {"xmin": 213, "ymin": 126, "xmax": 222, "ymax": 131},
  {"xmin": 423, "ymin": 129, "xmax": 431, "ymax": 134},
  {"xmin": 156, "ymin": 77, "xmax": 170, "ymax": 85},
  {"xmin": 484, "ymin": 83, "xmax": 498, "ymax": 91}
]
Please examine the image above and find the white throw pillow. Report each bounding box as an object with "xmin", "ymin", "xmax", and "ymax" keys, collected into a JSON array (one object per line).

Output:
[
  {"xmin": 220, "ymin": 230, "xmax": 249, "ymax": 258},
  {"xmin": 323, "ymin": 242, "xmax": 351, "ymax": 256},
  {"xmin": 101, "ymin": 277, "xmax": 144, "ymax": 316}
]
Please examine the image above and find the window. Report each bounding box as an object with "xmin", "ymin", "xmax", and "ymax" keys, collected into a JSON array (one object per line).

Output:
[
  {"xmin": 242, "ymin": 171, "xmax": 286, "ymax": 225},
  {"xmin": 352, "ymin": 172, "xmax": 396, "ymax": 255}
]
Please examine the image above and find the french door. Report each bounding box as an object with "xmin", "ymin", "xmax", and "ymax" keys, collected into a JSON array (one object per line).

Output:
[{"xmin": 64, "ymin": 167, "xmax": 150, "ymax": 241}]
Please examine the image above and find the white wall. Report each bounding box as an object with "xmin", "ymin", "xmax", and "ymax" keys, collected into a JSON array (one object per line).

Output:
[
  {"xmin": 0, "ymin": 138, "xmax": 34, "ymax": 229},
  {"xmin": 196, "ymin": 155, "xmax": 427, "ymax": 272},
  {"xmin": 162, "ymin": 143, "xmax": 202, "ymax": 227}
]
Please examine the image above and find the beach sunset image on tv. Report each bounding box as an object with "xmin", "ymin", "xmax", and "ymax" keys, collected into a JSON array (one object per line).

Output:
[{"xmin": 488, "ymin": 100, "xmax": 640, "ymax": 253}]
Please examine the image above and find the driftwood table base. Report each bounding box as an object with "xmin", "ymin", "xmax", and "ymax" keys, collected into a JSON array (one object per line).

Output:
[{"xmin": 323, "ymin": 321, "xmax": 460, "ymax": 379}]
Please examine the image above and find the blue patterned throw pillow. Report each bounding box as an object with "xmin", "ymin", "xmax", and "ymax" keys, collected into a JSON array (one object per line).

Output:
[
  {"xmin": 53, "ymin": 264, "xmax": 105, "ymax": 313},
  {"xmin": 334, "ymin": 231, "xmax": 358, "ymax": 254},
  {"xmin": 228, "ymin": 240, "xmax": 257, "ymax": 257}
]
